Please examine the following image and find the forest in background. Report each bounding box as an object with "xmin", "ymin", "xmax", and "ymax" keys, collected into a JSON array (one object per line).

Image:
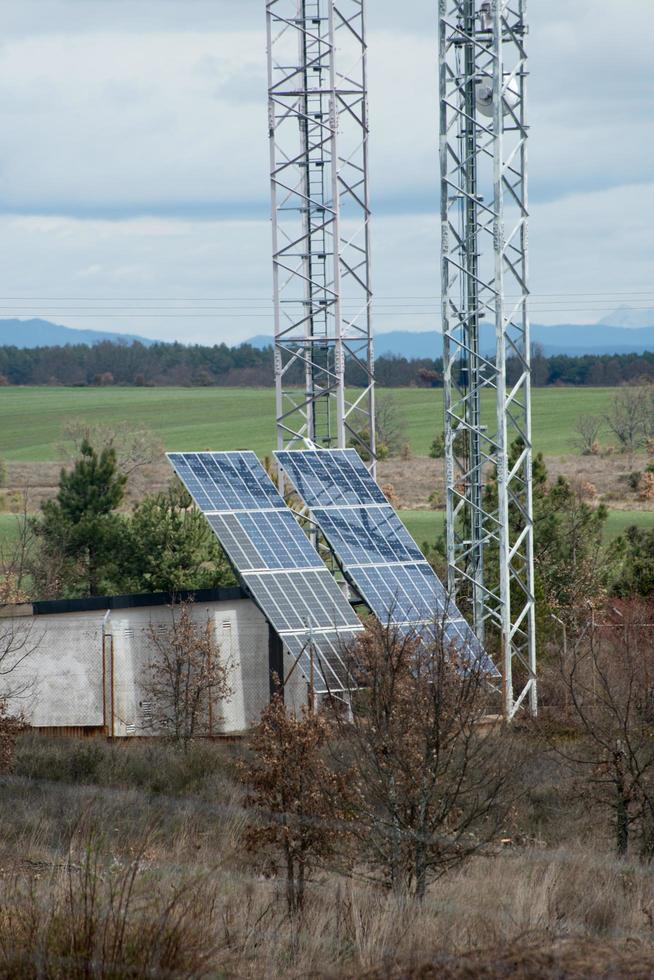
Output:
[{"xmin": 1, "ymin": 339, "xmax": 654, "ymax": 388}]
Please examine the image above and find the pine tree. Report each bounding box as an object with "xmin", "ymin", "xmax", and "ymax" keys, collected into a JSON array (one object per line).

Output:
[{"xmin": 36, "ymin": 439, "xmax": 126, "ymax": 596}]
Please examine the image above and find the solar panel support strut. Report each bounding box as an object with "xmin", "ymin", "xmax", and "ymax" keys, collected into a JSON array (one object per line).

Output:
[
  {"xmin": 439, "ymin": 0, "xmax": 537, "ymax": 719},
  {"xmin": 266, "ymin": 0, "xmax": 376, "ymax": 475}
]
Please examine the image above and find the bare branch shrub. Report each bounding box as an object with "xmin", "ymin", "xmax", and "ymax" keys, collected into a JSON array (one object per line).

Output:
[
  {"xmin": 58, "ymin": 420, "xmax": 164, "ymax": 494},
  {"xmin": 0, "ymin": 701, "xmax": 27, "ymax": 772},
  {"xmin": 0, "ymin": 616, "xmax": 41, "ymax": 704},
  {"xmin": 350, "ymin": 393, "xmax": 408, "ymax": 460},
  {"xmin": 240, "ymin": 693, "xmax": 347, "ymax": 915},
  {"xmin": 546, "ymin": 604, "xmax": 654, "ymax": 858},
  {"xmin": 605, "ymin": 386, "xmax": 649, "ymax": 455},
  {"xmin": 0, "ymin": 822, "xmax": 220, "ymax": 977},
  {"xmin": 0, "ymin": 609, "xmax": 41, "ymax": 771},
  {"xmin": 0, "ymin": 490, "xmax": 36, "ymax": 604},
  {"xmin": 327, "ymin": 622, "xmax": 516, "ymax": 899},
  {"xmin": 141, "ymin": 600, "xmax": 231, "ymax": 746},
  {"xmin": 572, "ymin": 414, "xmax": 602, "ymax": 455},
  {"xmin": 375, "ymin": 393, "xmax": 408, "ymax": 457}
]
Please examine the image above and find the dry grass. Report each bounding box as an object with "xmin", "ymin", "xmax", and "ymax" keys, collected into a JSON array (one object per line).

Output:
[
  {"xmin": 3, "ymin": 451, "xmax": 651, "ymax": 518},
  {"xmin": 0, "ymin": 736, "xmax": 653, "ymax": 978},
  {"xmin": 378, "ymin": 453, "xmax": 654, "ymax": 512},
  {"xmin": 4, "ymin": 460, "xmax": 171, "ymax": 511}
]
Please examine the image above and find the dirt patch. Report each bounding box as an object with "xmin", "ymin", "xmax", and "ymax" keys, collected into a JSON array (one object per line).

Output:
[
  {"xmin": 377, "ymin": 457, "xmax": 444, "ymax": 509},
  {"xmin": 546, "ymin": 452, "xmax": 653, "ymax": 511},
  {"xmin": 379, "ymin": 452, "xmax": 654, "ymax": 511},
  {"xmin": 3, "ymin": 458, "xmax": 172, "ymax": 512},
  {"xmin": 3, "ymin": 452, "xmax": 652, "ymax": 515}
]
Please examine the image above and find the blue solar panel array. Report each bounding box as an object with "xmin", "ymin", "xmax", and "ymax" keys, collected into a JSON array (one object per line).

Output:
[
  {"xmin": 275, "ymin": 449, "xmax": 496, "ymax": 673},
  {"xmin": 167, "ymin": 452, "xmax": 363, "ymax": 691},
  {"xmin": 168, "ymin": 451, "xmax": 285, "ymax": 513}
]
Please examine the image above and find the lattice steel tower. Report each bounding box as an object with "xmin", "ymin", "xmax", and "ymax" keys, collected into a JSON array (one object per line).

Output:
[
  {"xmin": 266, "ymin": 0, "xmax": 375, "ymax": 471},
  {"xmin": 439, "ymin": 0, "xmax": 536, "ymax": 718}
]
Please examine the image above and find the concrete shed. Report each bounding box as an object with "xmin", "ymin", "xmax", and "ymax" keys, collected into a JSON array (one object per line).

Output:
[{"xmin": 0, "ymin": 588, "xmax": 308, "ymax": 736}]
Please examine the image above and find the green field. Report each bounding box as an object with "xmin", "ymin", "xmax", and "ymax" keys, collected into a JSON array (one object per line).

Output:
[
  {"xmin": 0, "ymin": 385, "xmax": 623, "ymax": 461},
  {"xmin": 400, "ymin": 508, "xmax": 654, "ymax": 546},
  {"xmin": 0, "ymin": 513, "xmax": 20, "ymax": 548}
]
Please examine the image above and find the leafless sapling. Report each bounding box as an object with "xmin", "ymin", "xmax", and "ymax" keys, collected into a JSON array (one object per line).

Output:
[
  {"xmin": 327, "ymin": 620, "xmax": 515, "ymax": 899},
  {"xmin": 572, "ymin": 414, "xmax": 602, "ymax": 455},
  {"xmin": 240, "ymin": 693, "xmax": 347, "ymax": 915},
  {"xmin": 141, "ymin": 600, "xmax": 231, "ymax": 747},
  {"xmin": 547, "ymin": 606, "xmax": 654, "ymax": 858},
  {"xmin": 605, "ymin": 386, "xmax": 649, "ymax": 456}
]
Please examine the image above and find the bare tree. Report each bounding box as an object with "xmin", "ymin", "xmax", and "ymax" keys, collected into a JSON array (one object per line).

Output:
[
  {"xmin": 0, "ymin": 616, "xmax": 41, "ymax": 704},
  {"xmin": 0, "ymin": 612, "xmax": 42, "ymax": 770},
  {"xmin": 327, "ymin": 621, "xmax": 515, "ymax": 899},
  {"xmin": 572, "ymin": 414, "xmax": 602, "ymax": 455},
  {"xmin": 605, "ymin": 387, "xmax": 649, "ymax": 456},
  {"xmin": 375, "ymin": 392, "xmax": 408, "ymax": 458},
  {"xmin": 350, "ymin": 392, "xmax": 408, "ymax": 460},
  {"xmin": 547, "ymin": 606, "xmax": 654, "ymax": 858},
  {"xmin": 59, "ymin": 421, "xmax": 164, "ymax": 494},
  {"xmin": 645, "ymin": 385, "xmax": 654, "ymax": 443},
  {"xmin": 141, "ymin": 600, "xmax": 231, "ymax": 747},
  {"xmin": 0, "ymin": 490, "xmax": 36, "ymax": 604},
  {"xmin": 240, "ymin": 694, "xmax": 347, "ymax": 915}
]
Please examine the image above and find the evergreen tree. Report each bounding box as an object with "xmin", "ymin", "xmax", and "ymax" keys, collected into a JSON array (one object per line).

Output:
[
  {"xmin": 614, "ymin": 527, "xmax": 654, "ymax": 598},
  {"xmin": 481, "ymin": 441, "xmax": 611, "ymax": 635},
  {"xmin": 34, "ymin": 439, "xmax": 126, "ymax": 596},
  {"xmin": 114, "ymin": 481, "xmax": 235, "ymax": 594}
]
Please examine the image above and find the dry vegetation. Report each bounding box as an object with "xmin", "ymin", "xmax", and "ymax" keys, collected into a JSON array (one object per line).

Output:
[
  {"xmin": 0, "ymin": 722, "xmax": 649, "ymax": 979},
  {"xmin": 380, "ymin": 453, "xmax": 654, "ymax": 512}
]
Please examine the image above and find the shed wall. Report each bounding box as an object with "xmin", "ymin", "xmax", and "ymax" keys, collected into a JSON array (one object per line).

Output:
[{"xmin": 1, "ymin": 598, "xmax": 304, "ymax": 735}]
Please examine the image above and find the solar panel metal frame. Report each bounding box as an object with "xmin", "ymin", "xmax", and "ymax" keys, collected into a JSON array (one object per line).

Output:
[
  {"xmin": 167, "ymin": 451, "xmax": 363, "ymax": 693},
  {"xmin": 275, "ymin": 449, "xmax": 497, "ymax": 675}
]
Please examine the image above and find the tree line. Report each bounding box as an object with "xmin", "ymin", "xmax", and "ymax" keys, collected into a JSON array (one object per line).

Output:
[{"xmin": 1, "ymin": 339, "xmax": 653, "ymax": 388}]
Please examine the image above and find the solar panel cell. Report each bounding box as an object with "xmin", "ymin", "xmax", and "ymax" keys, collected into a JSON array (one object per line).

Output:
[
  {"xmin": 242, "ymin": 570, "xmax": 359, "ymax": 634},
  {"xmin": 167, "ymin": 450, "xmax": 363, "ymax": 692},
  {"xmin": 312, "ymin": 507, "xmax": 424, "ymax": 566},
  {"xmin": 278, "ymin": 449, "xmax": 387, "ymax": 508},
  {"xmin": 275, "ymin": 449, "xmax": 496, "ymax": 675},
  {"xmin": 169, "ymin": 452, "xmax": 284, "ymax": 514}
]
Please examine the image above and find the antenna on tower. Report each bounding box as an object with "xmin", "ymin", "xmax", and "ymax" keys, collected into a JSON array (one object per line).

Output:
[
  {"xmin": 266, "ymin": 0, "xmax": 376, "ymax": 474},
  {"xmin": 439, "ymin": 0, "xmax": 536, "ymax": 718}
]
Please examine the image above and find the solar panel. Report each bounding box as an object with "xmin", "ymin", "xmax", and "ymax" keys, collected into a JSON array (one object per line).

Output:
[
  {"xmin": 167, "ymin": 452, "xmax": 363, "ymax": 692},
  {"xmin": 312, "ymin": 507, "xmax": 424, "ymax": 566},
  {"xmin": 276, "ymin": 449, "xmax": 496, "ymax": 674}
]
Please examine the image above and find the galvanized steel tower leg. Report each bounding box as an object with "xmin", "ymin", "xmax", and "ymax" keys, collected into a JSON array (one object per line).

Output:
[
  {"xmin": 266, "ymin": 0, "xmax": 376, "ymax": 474},
  {"xmin": 440, "ymin": 0, "xmax": 536, "ymax": 718}
]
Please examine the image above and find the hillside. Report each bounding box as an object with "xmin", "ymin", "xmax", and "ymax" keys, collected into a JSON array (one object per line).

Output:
[
  {"xmin": 0, "ymin": 318, "xmax": 154, "ymax": 348},
  {"xmin": 250, "ymin": 322, "xmax": 654, "ymax": 358}
]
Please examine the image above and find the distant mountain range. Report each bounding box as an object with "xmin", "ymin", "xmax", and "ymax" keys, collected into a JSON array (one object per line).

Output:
[
  {"xmin": 599, "ymin": 306, "xmax": 654, "ymax": 328},
  {"xmin": 0, "ymin": 318, "xmax": 154, "ymax": 348},
  {"xmin": 249, "ymin": 321, "xmax": 654, "ymax": 359},
  {"xmin": 2, "ymin": 313, "xmax": 654, "ymax": 358}
]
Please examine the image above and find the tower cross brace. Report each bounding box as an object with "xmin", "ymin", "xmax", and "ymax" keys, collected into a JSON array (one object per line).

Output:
[
  {"xmin": 439, "ymin": 0, "xmax": 536, "ymax": 718},
  {"xmin": 266, "ymin": 0, "xmax": 376, "ymax": 472}
]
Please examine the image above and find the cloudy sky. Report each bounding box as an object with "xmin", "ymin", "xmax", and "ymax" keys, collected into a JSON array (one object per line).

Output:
[{"xmin": 0, "ymin": 0, "xmax": 652, "ymax": 346}]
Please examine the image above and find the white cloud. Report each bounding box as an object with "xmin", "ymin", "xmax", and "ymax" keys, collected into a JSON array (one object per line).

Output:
[{"xmin": 0, "ymin": 0, "xmax": 651, "ymax": 343}]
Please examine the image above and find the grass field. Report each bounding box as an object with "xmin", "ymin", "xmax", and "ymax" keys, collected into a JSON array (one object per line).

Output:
[
  {"xmin": 0, "ymin": 385, "xmax": 625, "ymax": 461},
  {"xmin": 0, "ymin": 513, "xmax": 20, "ymax": 548},
  {"xmin": 400, "ymin": 508, "xmax": 654, "ymax": 545}
]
